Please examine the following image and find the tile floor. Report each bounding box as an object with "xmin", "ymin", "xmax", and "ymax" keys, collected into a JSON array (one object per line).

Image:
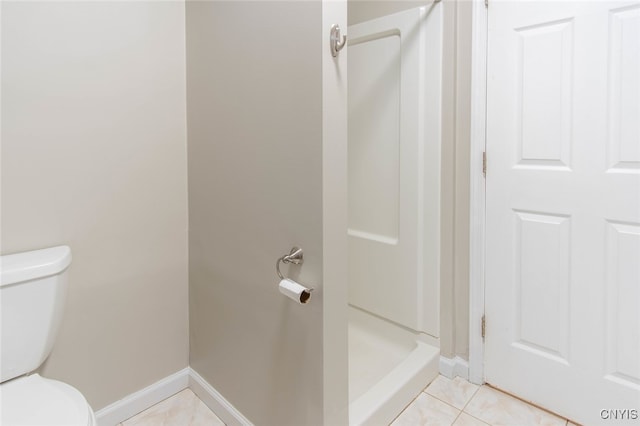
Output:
[
  {"xmin": 118, "ymin": 389, "xmax": 224, "ymax": 426},
  {"xmin": 120, "ymin": 375, "xmax": 575, "ymax": 426},
  {"xmin": 391, "ymin": 375, "xmax": 574, "ymax": 426}
]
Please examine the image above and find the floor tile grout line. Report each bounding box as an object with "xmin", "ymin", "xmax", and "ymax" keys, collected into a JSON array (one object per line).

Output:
[
  {"xmin": 462, "ymin": 411, "xmax": 492, "ymax": 426},
  {"xmin": 459, "ymin": 385, "xmax": 490, "ymax": 425},
  {"xmin": 388, "ymin": 391, "xmax": 423, "ymax": 425},
  {"xmin": 423, "ymin": 377, "xmax": 481, "ymax": 413},
  {"xmin": 423, "ymin": 389, "xmax": 466, "ymax": 413},
  {"xmin": 460, "ymin": 384, "xmax": 481, "ymax": 412},
  {"xmin": 451, "ymin": 410, "xmax": 464, "ymax": 425}
]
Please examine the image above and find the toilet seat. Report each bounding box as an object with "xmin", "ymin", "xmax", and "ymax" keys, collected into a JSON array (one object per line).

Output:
[{"xmin": 1, "ymin": 374, "xmax": 95, "ymax": 426}]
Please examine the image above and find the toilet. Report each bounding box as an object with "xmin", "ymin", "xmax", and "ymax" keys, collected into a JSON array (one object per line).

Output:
[{"xmin": 0, "ymin": 246, "xmax": 96, "ymax": 426}]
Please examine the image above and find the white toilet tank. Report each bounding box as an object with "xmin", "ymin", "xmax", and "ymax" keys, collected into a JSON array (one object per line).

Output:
[{"xmin": 0, "ymin": 246, "xmax": 72, "ymax": 383}]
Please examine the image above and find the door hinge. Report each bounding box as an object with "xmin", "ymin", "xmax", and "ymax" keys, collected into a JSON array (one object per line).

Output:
[
  {"xmin": 482, "ymin": 152, "xmax": 487, "ymax": 177},
  {"xmin": 481, "ymin": 315, "xmax": 486, "ymax": 339},
  {"xmin": 484, "ymin": 0, "xmax": 488, "ymax": 7}
]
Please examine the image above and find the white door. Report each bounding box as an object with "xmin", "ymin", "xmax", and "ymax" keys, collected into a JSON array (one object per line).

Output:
[
  {"xmin": 485, "ymin": 1, "xmax": 640, "ymax": 424},
  {"xmin": 347, "ymin": 6, "xmax": 442, "ymax": 334}
]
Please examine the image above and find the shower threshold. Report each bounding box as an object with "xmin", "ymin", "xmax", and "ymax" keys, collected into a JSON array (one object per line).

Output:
[{"xmin": 348, "ymin": 306, "xmax": 439, "ymax": 426}]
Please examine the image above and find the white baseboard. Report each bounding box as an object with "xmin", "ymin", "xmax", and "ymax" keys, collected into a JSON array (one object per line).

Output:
[
  {"xmin": 189, "ymin": 368, "xmax": 253, "ymax": 426},
  {"xmin": 94, "ymin": 367, "xmax": 252, "ymax": 426},
  {"xmin": 93, "ymin": 360, "xmax": 473, "ymax": 426},
  {"xmin": 95, "ymin": 367, "xmax": 190, "ymax": 426},
  {"xmin": 439, "ymin": 356, "xmax": 469, "ymax": 380}
]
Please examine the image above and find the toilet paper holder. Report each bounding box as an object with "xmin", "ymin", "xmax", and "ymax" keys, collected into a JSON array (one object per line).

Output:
[{"xmin": 276, "ymin": 246, "xmax": 304, "ymax": 280}]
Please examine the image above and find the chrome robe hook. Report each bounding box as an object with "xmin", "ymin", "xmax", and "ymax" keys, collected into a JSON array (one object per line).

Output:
[{"xmin": 330, "ymin": 24, "xmax": 347, "ymax": 57}]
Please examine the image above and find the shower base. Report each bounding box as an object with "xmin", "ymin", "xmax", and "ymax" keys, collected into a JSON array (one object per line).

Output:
[{"xmin": 348, "ymin": 307, "xmax": 439, "ymax": 425}]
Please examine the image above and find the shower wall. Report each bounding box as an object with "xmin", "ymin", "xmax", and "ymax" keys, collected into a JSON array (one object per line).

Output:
[
  {"xmin": 348, "ymin": 4, "xmax": 442, "ymax": 337},
  {"xmin": 348, "ymin": 0, "xmax": 473, "ymax": 360},
  {"xmin": 186, "ymin": 2, "xmax": 326, "ymax": 424}
]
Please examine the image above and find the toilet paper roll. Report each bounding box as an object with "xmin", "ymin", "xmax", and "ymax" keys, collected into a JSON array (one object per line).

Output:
[{"xmin": 279, "ymin": 278, "xmax": 312, "ymax": 304}]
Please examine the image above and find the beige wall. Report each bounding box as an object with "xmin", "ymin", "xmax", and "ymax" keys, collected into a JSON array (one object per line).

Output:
[
  {"xmin": 348, "ymin": 0, "xmax": 472, "ymax": 359},
  {"xmin": 1, "ymin": 0, "xmax": 470, "ymax": 417},
  {"xmin": 1, "ymin": 1, "xmax": 189, "ymax": 410},
  {"xmin": 452, "ymin": 0, "xmax": 472, "ymax": 360},
  {"xmin": 441, "ymin": 0, "xmax": 472, "ymax": 360},
  {"xmin": 186, "ymin": 2, "xmax": 325, "ymax": 425}
]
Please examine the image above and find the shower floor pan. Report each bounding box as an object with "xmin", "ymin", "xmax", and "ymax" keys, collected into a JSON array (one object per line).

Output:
[{"xmin": 348, "ymin": 307, "xmax": 439, "ymax": 426}]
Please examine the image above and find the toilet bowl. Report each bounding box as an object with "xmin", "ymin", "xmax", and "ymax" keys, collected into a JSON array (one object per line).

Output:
[
  {"xmin": 0, "ymin": 246, "xmax": 96, "ymax": 426},
  {"xmin": 1, "ymin": 374, "xmax": 96, "ymax": 426}
]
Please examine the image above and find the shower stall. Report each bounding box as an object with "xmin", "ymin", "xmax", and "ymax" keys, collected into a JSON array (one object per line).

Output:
[
  {"xmin": 346, "ymin": 3, "xmax": 443, "ymax": 424},
  {"xmin": 184, "ymin": 0, "xmax": 443, "ymax": 423}
]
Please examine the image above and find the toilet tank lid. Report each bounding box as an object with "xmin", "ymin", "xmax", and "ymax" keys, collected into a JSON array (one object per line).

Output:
[{"xmin": 1, "ymin": 246, "xmax": 72, "ymax": 287}]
